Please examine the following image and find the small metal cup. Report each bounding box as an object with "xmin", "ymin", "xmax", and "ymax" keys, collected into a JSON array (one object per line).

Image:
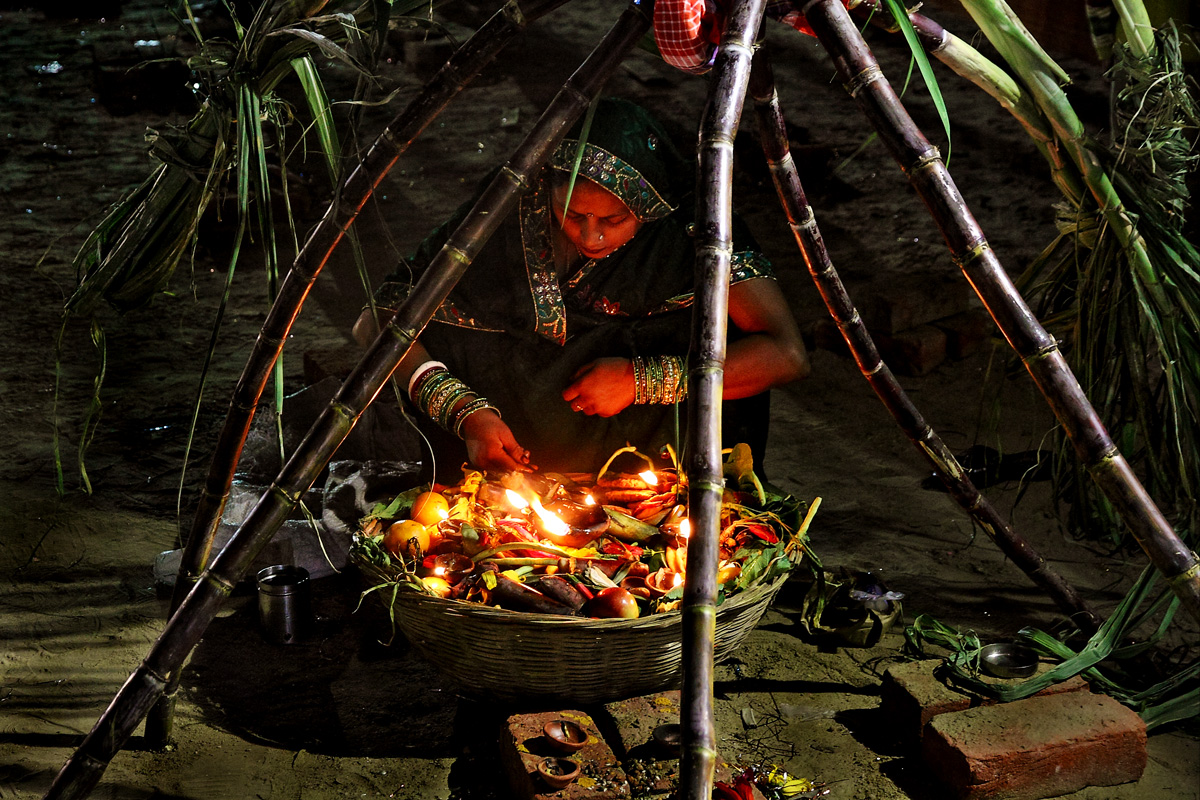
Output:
[{"xmin": 256, "ymin": 564, "xmax": 311, "ymax": 645}]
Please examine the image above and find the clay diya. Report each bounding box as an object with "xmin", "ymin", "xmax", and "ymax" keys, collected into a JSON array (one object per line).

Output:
[
  {"xmin": 645, "ymin": 568, "xmax": 684, "ymax": 596},
  {"xmin": 536, "ymin": 498, "xmax": 609, "ymax": 548},
  {"xmin": 652, "ymin": 723, "xmax": 681, "ymax": 757},
  {"xmin": 535, "ymin": 756, "xmax": 581, "ymax": 789},
  {"xmin": 543, "ymin": 718, "xmax": 588, "ymax": 753},
  {"xmin": 429, "ymin": 552, "xmax": 474, "ymax": 585}
]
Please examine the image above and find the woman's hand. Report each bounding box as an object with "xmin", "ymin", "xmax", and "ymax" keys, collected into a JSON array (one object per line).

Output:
[
  {"xmin": 460, "ymin": 409, "xmax": 536, "ymax": 472},
  {"xmin": 562, "ymin": 358, "xmax": 636, "ymax": 417}
]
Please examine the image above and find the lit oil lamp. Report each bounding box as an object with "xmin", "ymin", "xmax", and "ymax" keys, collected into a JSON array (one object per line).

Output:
[{"xmin": 431, "ymin": 552, "xmax": 474, "ymax": 585}]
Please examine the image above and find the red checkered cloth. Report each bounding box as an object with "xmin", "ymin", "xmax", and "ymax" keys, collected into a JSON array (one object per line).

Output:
[{"xmin": 653, "ymin": 0, "xmax": 850, "ymax": 74}]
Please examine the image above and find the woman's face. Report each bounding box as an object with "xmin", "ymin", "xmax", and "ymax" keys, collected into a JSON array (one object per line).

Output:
[{"xmin": 551, "ymin": 178, "xmax": 642, "ymax": 260}]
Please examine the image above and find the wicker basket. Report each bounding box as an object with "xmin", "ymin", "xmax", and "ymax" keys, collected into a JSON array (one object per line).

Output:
[{"xmin": 358, "ymin": 560, "xmax": 788, "ymax": 705}]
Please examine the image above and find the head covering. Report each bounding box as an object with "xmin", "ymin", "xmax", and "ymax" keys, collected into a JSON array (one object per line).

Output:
[{"xmin": 551, "ymin": 98, "xmax": 687, "ymax": 222}]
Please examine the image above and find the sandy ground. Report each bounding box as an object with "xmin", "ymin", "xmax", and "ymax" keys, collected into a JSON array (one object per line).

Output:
[{"xmin": 1, "ymin": 1, "xmax": 1197, "ymax": 798}]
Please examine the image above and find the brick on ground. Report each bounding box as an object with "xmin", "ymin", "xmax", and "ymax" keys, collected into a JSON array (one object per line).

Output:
[
  {"xmin": 601, "ymin": 691, "xmax": 753, "ymax": 798},
  {"xmin": 933, "ymin": 308, "xmax": 996, "ymax": 361},
  {"xmin": 499, "ymin": 709, "xmax": 630, "ymax": 799},
  {"xmin": 804, "ymin": 316, "xmax": 948, "ymax": 376},
  {"xmin": 881, "ymin": 659, "xmax": 1091, "ymax": 745},
  {"xmin": 922, "ymin": 691, "xmax": 1147, "ymax": 800},
  {"xmin": 876, "ymin": 323, "xmax": 948, "ymax": 376},
  {"xmin": 860, "ymin": 273, "xmax": 974, "ymax": 335}
]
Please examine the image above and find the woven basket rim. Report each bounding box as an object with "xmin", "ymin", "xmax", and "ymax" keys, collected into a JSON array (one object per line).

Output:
[{"xmin": 359, "ymin": 560, "xmax": 789, "ymax": 631}]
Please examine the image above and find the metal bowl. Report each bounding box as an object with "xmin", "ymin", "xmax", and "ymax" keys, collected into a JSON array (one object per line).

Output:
[{"xmin": 980, "ymin": 642, "xmax": 1039, "ymax": 679}]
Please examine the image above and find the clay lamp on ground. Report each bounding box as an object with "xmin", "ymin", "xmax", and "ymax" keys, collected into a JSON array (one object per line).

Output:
[
  {"xmin": 536, "ymin": 756, "xmax": 581, "ymax": 789},
  {"xmin": 543, "ymin": 719, "xmax": 588, "ymax": 753}
]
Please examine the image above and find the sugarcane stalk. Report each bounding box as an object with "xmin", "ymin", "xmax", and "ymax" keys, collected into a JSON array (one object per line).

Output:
[
  {"xmin": 957, "ymin": 0, "xmax": 1171, "ymax": 319},
  {"xmin": 1111, "ymin": 0, "xmax": 1156, "ymax": 58},
  {"xmin": 798, "ymin": 0, "xmax": 1200, "ymax": 623},
  {"xmin": 147, "ymin": 0, "xmax": 569, "ymax": 747},
  {"xmin": 42, "ymin": 5, "xmax": 651, "ymax": 797},
  {"xmin": 851, "ymin": 0, "xmax": 1084, "ymax": 205},
  {"xmin": 748, "ymin": 47, "xmax": 1101, "ymax": 632},
  {"xmin": 682, "ymin": 0, "xmax": 765, "ymax": 797}
]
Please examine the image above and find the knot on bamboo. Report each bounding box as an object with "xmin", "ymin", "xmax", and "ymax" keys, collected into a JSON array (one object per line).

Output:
[
  {"xmin": 844, "ymin": 64, "xmax": 884, "ymax": 98},
  {"xmin": 950, "ymin": 240, "xmax": 991, "ymax": 269}
]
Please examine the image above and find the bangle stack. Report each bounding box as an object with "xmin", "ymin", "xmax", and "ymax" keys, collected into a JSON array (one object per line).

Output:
[
  {"xmin": 408, "ymin": 360, "xmax": 500, "ymax": 439},
  {"xmin": 632, "ymin": 355, "xmax": 688, "ymax": 405}
]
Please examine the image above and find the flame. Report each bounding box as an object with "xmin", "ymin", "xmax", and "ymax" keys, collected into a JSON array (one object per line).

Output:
[
  {"xmin": 583, "ymin": 494, "xmax": 596, "ymax": 506},
  {"xmin": 505, "ymin": 489, "xmax": 530, "ymax": 510},
  {"xmin": 679, "ymin": 518, "xmax": 691, "ymax": 539},
  {"xmin": 639, "ymin": 470, "xmax": 658, "ymax": 486},
  {"xmin": 672, "ymin": 572, "xmax": 683, "ymax": 589},
  {"xmin": 529, "ymin": 496, "xmax": 570, "ymax": 537}
]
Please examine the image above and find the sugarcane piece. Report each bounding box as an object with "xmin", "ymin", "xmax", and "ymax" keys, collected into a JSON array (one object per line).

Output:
[
  {"xmin": 530, "ymin": 574, "xmax": 588, "ymax": 610},
  {"xmin": 747, "ymin": 48, "xmax": 1101, "ymax": 633},
  {"xmin": 798, "ymin": 0, "xmax": 1200, "ymax": 623},
  {"xmin": 489, "ymin": 574, "xmax": 577, "ymax": 615},
  {"xmin": 850, "ymin": 0, "xmax": 1084, "ymax": 205},
  {"xmin": 147, "ymin": 0, "xmax": 569, "ymax": 747},
  {"xmin": 682, "ymin": 0, "xmax": 767, "ymax": 798},
  {"xmin": 41, "ymin": 6, "xmax": 652, "ymax": 797}
]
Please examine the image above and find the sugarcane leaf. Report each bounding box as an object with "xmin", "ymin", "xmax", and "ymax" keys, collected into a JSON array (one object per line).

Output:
[
  {"xmin": 559, "ymin": 95, "xmax": 600, "ymax": 221},
  {"xmin": 882, "ymin": 0, "xmax": 951, "ymax": 159},
  {"xmin": 291, "ymin": 54, "xmax": 342, "ymax": 185},
  {"xmin": 603, "ymin": 506, "xmax": 661, "ymax": 542}
]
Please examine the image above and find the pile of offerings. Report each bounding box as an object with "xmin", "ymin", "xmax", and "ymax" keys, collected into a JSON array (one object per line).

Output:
[{"xmin": 352, "ymin": 444, "xmax": 819, "ymax": 619}]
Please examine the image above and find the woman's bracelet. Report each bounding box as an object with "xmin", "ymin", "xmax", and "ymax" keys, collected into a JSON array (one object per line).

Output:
[
  {"xmin": 407, "ymin": 361, "xmax": 499, "ymax": 439},
  {"xmin": 451, "ymin": 397, "xmax": 499, "ymax": 439},
  {"xmin": 407, "ymin": 360, "xmax": 447, "ymax": 399},
  {"xmin": 632, "ymin": 355, "xmax": 688, "ymax": 405}
]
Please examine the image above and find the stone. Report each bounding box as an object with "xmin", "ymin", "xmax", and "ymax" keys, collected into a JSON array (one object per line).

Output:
[
  {"xmin": 880, "ymin": 659, "xmax": 1091, "ymax": 745},
  {"xmin": 922, "ymin": 691, "xmax": 1147, "ymax": 799},
  {"xmin": 499, "ymin": 709, "xmax": 630, "ymax": 799}
]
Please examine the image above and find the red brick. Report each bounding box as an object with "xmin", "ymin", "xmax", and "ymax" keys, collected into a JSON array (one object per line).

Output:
[
  {"xmin": 499, "ymin": 709, "xmax": 630, "ymax": 799},
  {"xmin": 860, "ymin": 274, "xmax": 974, "ymax": 335},
  {"xmin": 602, "ymin": 692, "xmax": 747, "ymax": 797},
  {"xmin": 880, "ymin": 659, "xmax": 1091, "ymax": 744},
  {"xmin": 877, "ymin": 324, "xmax": 947, "ymax": 376},
  {"xmin": 933, "ymin": 308, "xmax": 996, "ymax": 360},
  {"xmin": 922, "ymin": 691, "xmax": 1147, "ymax": 799}
]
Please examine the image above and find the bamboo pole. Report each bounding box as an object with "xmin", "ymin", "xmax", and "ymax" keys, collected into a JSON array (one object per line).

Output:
[
  {"xmin": 147, "ymin": 0, "xmax": 569, "ymax": 747},
  {"xmin": 41, "ymin": 6, "xmax": 652, "ymax": 798},
  {"xmin": 748, "ymin": 48, "xmax": 1101, "ymax": 633},
  {"xmin": 682, "ymin": 0, "xmax": 766, "ymax": 797},
  {"xmin": 797, "ymin": 0, "xmax": 1200, "ymax": 623}
]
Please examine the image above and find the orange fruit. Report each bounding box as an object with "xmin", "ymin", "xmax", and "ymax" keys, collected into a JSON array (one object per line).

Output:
[
  {"xmin": 411, "ymin": 491, "xmax": 450, "ymax": 527},
  {"xmin": 423, "ymin": 576, "xmax": 452, "ymax": 598},
  {"xmin": 384, "ymin": 519, "xmax": 430, "ymax": 559}
]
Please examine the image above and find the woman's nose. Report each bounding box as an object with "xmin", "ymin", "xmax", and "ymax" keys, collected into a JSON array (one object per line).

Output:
[{"xmin": 578, "ymin": 218, "xmax": 603, "ymax": 246}]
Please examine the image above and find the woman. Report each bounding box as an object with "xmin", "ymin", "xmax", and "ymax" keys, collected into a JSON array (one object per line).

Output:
[{"xmin": 355, "ymin": 98, "xmax": 808, "ymax": 475}]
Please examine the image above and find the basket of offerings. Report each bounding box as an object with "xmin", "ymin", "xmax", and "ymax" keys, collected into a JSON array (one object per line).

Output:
[{"xmin": 350, "ymin": 445, "xmax": 819, "ymax": 705}]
